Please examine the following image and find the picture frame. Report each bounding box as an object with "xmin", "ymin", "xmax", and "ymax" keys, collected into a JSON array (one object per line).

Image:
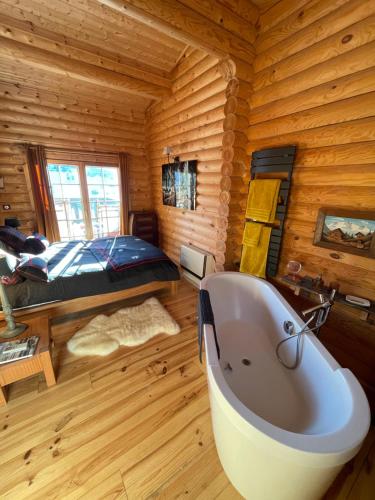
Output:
[
  {"xmin": 313, "ymin": 207, "xmax": 375, "ymax": 259},
  {"xmin": 162, "ymin": 160, "xmax": 197, "ymax": 210}
]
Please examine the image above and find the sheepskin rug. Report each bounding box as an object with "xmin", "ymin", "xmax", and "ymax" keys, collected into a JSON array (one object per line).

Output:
[{"xmin": 67, "ymin": 297, "xmax": 180, "ymax": 356}]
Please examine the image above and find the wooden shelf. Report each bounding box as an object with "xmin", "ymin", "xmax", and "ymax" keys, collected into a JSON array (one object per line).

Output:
[{"xmin": 282, "ymin": 275, "xmax": 374, "ymax": 322}]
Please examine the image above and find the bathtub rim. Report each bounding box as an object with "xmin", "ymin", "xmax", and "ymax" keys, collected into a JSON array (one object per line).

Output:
[{"xmin": 201, "ymin": 272, "xmax": 371, "ymax": 466}]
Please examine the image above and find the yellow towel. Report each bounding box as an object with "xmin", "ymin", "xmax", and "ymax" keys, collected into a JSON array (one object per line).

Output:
[
  {"xmin": 240, "ymin": 225, "xmax": 272, "ymax": 279},
  {"xmin": 242, "ymin": 221, "xmax": 263, "ymax": 247},
  {"xmin": 245, "ymin": 179, "xmax": 281, "ymax": 223}
]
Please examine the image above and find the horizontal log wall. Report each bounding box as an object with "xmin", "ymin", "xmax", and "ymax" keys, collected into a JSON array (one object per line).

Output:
[
  {"xmin": 0, "ymin": 84, "xmax": 151, "ymax": 232},
  {"xmin": 227, "ymin": 0, "xmax": 375, "ymax": 300},
  {"xmin": 147, "ymin": 50, "xmax": 228, "ymax": 268}
]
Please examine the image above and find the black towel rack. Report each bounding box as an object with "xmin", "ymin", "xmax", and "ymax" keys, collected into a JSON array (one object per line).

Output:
[{"xmin": 249, "ymin": 145, "xmax": 296, "ymax": 277}]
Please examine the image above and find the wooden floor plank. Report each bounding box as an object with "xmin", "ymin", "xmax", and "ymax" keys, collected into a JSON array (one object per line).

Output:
[{"xmin": 0, "ymin": 280, "xmax": 372, "ymax": 500}]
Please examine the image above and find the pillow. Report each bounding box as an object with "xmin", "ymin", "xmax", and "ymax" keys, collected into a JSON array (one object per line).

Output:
[
  {"xmin": 0, "ymin": 226, "xmax": 27, "ymax": 255},
  {"xmin": 17, "ymin": 255, "xmax": 49, "ymax": 282},
  {"xmin": 32, "ymin": 232, "xmax": 50, "ymax": 249},
  {"xmin": 22, "ymin": 235, "xmax": 47, "ymax": 255}
]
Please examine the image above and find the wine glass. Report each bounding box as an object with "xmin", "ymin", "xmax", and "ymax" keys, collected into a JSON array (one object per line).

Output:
[{"xmin": 287, "ymin": 260, "xmax": 302, "ymax": 282}]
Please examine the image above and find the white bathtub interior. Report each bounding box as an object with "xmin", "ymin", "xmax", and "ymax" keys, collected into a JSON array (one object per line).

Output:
[{"xmin": 205, "ymin": 274, "xmax": 353, "ymax": 435}]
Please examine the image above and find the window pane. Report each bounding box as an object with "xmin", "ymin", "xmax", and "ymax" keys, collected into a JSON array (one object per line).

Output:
[
  {"xmin": 102, "ymin": 168, "xmax": 118, "ymax": 185},
  {"xmin": 90, "ymin": 201, "xmax": 99, "ymax": 219},
  {"xmin": 54, "ymin": 200, "xmax": 66, "ymax": 221},
  {"xmin": 58, "ymin": 220, "xmax": 69, "ymax": 238},
  {"xmin": 86, "ymin": 166, "xmax": 102, "ymax": 184},
  {"xmin": 59, "ymin": 165, "xmax": 80, "ymax": 184},
  {"xmin": 52, "ymin": 185, "xmax": 63, "ymax": 199},
  {"xmin": 62, "ymin": 184, "xmax": 81, "ymax": 199},
  {"xmin": 47, "ymin": 163, "xmax": 88, "ymax": 241},
  {"xmin": 48, "ymin": 164, "xmax": 60, "ymax": 184},
  {"xmin": 107, "ymin": 218, "xmax": 120, "ymax": 235},
  {"xmin": 66, "ymin": 200, "xmax": 84, "ymax": 220},
  {"xmin": 85, "ymin": 165, "xmax": 122, "ymax": 238},
  {"xmin": 106, "ymin": 205, "xmax": 120, "ymax": 218},
  {"xmin": 104, "ymin": 185, "xmax": 120, "ymax": 201},
  {"xmin": 88, "ymin": 184, "xmax": 104, "ymax": 199}
]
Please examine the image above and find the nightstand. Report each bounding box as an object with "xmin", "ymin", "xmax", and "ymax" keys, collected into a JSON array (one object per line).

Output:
[{"xmin": 0, "ymin": 314, "xmax": 56, "ymax": 405}]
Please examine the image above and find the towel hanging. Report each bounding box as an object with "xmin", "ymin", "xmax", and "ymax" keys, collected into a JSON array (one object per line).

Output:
[
  {"xmin": 242, "ymin": 221, "xmax": 263, "ymax": 247},
  {"xmin": 240, "ymin": 225, "xmax": 272, "ymax": 278},
  {"xmin": 245, "ymin": 179, "xmax": 281, "ymax": 223}
]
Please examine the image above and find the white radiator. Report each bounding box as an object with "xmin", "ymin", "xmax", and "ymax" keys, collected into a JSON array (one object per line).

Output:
[{"xmin": 180, "ymin": 244, "xmax": 215, "ymax": 288}]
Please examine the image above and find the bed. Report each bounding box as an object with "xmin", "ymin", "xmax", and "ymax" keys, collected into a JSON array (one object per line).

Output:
[{"xmin": 1, "ymin": 235, "xmax": 180, "ymax": 319}]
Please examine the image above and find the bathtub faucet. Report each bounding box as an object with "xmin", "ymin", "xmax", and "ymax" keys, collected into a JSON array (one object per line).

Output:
[{"xmin": 301, "ymin": 289, "xmax": 336, "ymax": 335}]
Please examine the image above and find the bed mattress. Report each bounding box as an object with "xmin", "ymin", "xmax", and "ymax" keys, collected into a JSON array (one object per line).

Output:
[{"xmin": 5, "ymin": 236, "xmax": 180, "ymax": 309}]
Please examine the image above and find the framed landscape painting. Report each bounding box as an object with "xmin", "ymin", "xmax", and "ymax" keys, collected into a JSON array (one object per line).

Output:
[{"xmin": 313, "ymin": 208, "xmax": 375, "ymax": 259}]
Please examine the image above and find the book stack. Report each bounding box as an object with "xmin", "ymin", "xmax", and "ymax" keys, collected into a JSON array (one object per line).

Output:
[{"xmin": 0, "ymin": 336, "xmax": 39, "ymax": 365}]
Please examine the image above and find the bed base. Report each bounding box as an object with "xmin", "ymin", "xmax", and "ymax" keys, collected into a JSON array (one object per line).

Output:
[{"xmin": 0, "ymin": 280, "xmax": 178, "ymax": 321}]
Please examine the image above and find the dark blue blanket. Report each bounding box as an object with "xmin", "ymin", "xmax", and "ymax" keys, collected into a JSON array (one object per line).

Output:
[
  {"xmin": 46, "ymin": 236, "xmax": 171, "ymax": 281},
  {"xmin": 89, "ymin": 236, "xmax": 170, "ymax": 273}
]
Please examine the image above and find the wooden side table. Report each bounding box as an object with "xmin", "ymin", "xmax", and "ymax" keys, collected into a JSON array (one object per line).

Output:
[{"xmin": 0, "ymin": 314, "xmax": 56, "ymax": 405}]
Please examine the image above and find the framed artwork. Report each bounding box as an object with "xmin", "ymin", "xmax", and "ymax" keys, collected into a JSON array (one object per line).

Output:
[
  {"xmin": 313, "ymin": 208, "xmax": 375, "ymax": 259},
  {"xmin": 162, "ymin": 160, "xmax": 197, "ymax": 210}
]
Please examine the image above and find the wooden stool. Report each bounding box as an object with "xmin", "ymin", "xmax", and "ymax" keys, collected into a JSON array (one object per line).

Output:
[{"xmin": 0, "ymin": 314, "xmax": 56, "ymax": 405}]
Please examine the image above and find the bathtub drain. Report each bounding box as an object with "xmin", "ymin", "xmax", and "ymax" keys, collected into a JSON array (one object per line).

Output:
[{"xmin": 242, "ymin": 358, "xmax": 251, "ymax": 366}]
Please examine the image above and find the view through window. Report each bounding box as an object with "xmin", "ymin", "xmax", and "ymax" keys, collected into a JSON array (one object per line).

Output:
[{"xmin": 47, "ymin": 163, "xmax": 122, "ymax": 241}]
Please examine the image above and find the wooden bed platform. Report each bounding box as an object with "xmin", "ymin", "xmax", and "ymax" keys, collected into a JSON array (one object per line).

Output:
[{"xmin": 1, "ymin": 280, "xmax": 178, "ymax": 321}]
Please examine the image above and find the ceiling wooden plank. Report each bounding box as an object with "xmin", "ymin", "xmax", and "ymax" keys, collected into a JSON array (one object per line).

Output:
[
  {"xmin": 0, "ymin": 37, "xmax": 171, "ymax": 100},
  {"xmin": 0, "ymin": 15, "xmax": 171, "ymax": 89},
  {"xmin": 218, "ymin": 0, "xmax": 259, "ymax": 23},
  {"xmin": 0, "ymin": 0, "xmax": 181, "ymax": 73},
  {"xmin": 0, "ymin": 81, "xmax": 146, "ymax": 122},
  {"xmin": 61, "ymin": 0, "xmax": 187, "ymax": 53},
  {"xmin": 98, "ymin": 0, "xmax": 254, "ymax": 61},
  {"xmin": 178, "ymin": 0, "xmax": 257, "ymax": 44}
]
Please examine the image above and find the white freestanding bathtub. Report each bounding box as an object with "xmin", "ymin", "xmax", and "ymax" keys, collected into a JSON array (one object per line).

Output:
[{"xmin": 200, "ymin": 272, "xmax": 370, "ymax": 500}]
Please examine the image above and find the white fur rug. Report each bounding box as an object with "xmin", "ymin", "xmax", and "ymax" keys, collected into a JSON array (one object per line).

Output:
[{"xmin": 67, "ymin": 297, "xmax": 180, "ymax": 356}]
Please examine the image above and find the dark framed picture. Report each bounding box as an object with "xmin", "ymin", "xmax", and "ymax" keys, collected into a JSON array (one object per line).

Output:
[
  {"xmin": 162, "ymin": 160, "xmax": 197, "ymax": 210},
  {"xmin": 313, "ymin": 208, "xmax": 375, "ymax": 259}
]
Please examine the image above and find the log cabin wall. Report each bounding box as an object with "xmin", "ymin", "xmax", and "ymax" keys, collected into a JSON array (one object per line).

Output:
[
  {"xmin": 147, "ymin": 50, "xmax": 230, "ymax": 269},
  {"xmin": 227, "ymin": 0, "xmax": 375, "ymax": 301},
  {"xmin": 0, "ymin": 85, "xmax": 150, "ymax": 233}
]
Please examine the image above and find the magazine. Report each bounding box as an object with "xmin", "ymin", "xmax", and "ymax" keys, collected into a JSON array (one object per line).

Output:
[{"xmin": 0, "ymin": 336, "xmax": 39, "ymax": 365}]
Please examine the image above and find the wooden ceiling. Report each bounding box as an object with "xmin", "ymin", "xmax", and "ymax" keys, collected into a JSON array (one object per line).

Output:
[
  {"xmin": 0, "ymin": 0, "xmax": 259, "ymax": 144},
  {"xmin": 250, "ymin": 0, "xmax": 279, "ymax": 12},
  {"xmin": 0, "ymin": 0, "xmax": 189, "ymax": 117}
]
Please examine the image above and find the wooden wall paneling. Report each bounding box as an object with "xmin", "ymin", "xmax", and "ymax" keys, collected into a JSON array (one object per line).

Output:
[
  {"xmin": 255, "ymin": 0, "xmax": 373, "ymax": 69},
  {"xmin": 251, "ymin": 40, "xmax": 375, "ymax": 109},
  {"xmin": 0, "ymin": 84, "xmax": 151, "ymax": 230},
  {"xmin": 256, "ymin": 0, "xmax": 307, "ymax": 33},
  {"xmin": 253, "ymin": 16, "xmax": 375, "ymax": 92},
  {"xmin": 147, "ymin": 52, "xmax": 229, "ymax": 269},
  {"xmin": 223, "ymin": 76, "xmax": 251, "ymax": 269},
  {"xmin": 256, "ymin": 0, "xmax": 352, "ymax": 55},
  {"xmin": 0, "ymin": 144, "xmax": 34, "ymax": 231},
  {"xmin": 146, "ymin": 42, "xmax": 255, "ymax": 270},
  {"xmin": 228, "ymin": 0, "xmax": 375, "ymax": 303}
]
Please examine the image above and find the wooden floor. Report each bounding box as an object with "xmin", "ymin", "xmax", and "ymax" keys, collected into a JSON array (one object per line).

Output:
[{"xmin": 0, "ymin": 280, "xmax": 373, "ymax": 499}]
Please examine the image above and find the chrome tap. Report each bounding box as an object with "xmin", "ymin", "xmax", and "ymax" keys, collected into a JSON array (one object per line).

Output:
[
  {"xmin": 276, "ymin": 289, "xmax": 337, "ymax": 370},
  {"xmin": 302, "ymin": 289, "xmax": 336, "ymax": 335}
]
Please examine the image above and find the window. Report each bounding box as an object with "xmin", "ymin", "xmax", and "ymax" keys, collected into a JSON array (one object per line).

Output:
[{"xmin": 47, "ymin": 162, "xmax": 122, "ymax": 241}]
